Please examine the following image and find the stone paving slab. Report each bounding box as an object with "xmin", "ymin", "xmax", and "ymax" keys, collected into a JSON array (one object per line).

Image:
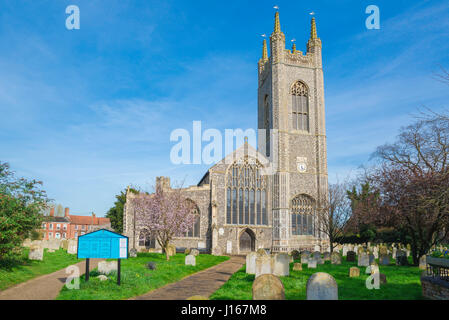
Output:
[
  {"xmin": 131, "ymin": 256, "xmax": 245, "ymax": 300},
  {"xmin": 0, "ymin": 258, "xmax": 103, "ymax": 300}
]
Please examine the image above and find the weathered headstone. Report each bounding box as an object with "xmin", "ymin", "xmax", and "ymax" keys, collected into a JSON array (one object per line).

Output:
[
  {"xmin": 185, "ymin": 254, "xmax": 196, "ymax": 266},
  {"xmin": 67, "ymin": 240, "xmax": 77, "ymax": 254},
  {"xmin": 306, "ymin": 272, "xmax": 338, "ymax": 300},
  {"xmin": 379, "ymin": 254, "xmax": 390, "ymax": 265},
  {"xmin": 290, "ymin": 250, "xmax": 300, "ymax": 261},
  {"xmin": 349, "ymin": 267, "xmax": 360, "ymax": 277},
  {"xmin": 61, "ymin": 240, "xmax": 69, "ymax": 251},
  {"xmin": 146, "ymin": 261, "xmax": 157, "ymax": 270},
  {"xmin": 331, "ymin": 252, "xmax": 342, "ymax": 265},
  {"xmin": 301, "ymin": 252, "xmax": 310, "ymax": 264},
  {"xmin": 166, "ymin": 244, "xmax": 176, "ymax": 257},
  {"xmin": 346, "ymin": 251, "xmax": 356, "ymax": 262},
  {"xmin": 129, "ymin": 248, "xmax": 137, "ymax": 258},
  {"xmin": 28, "ymin": 246, "xmax": 44, "ymax": 261},
  {"xmin": 246, "ymin": 252, "xmax": 257, "ymax": 274},
  {"xmin": 190, "ymin": 248, "xmax": 199, "ymax": 256},
  {"xmin": 252, "ymin": 274, "xmax": 285, "ymax": 300},
  {"xmin": 323, "ymin": 252, "xmax": 331, "ymax": 261},
  {"xmin": 255, "ymin": 254, "xmax": 273, "ymax": 278},
  {"xmin": 358, "ymin": 253, "xmax": 370, "ymax": 267},
  {"xmin": 396, "ymin": 250, "xmax": 408, "ymax": 266},
  {"xmin": 293, "ymin": 263, "xmax": 302, "ymax": 271},
  {"xmin": 98, "ymin": 261, "xmax": 118, "ymax": 275},
  {"xmin": 419, "ymin": 255, "xmax": 427, "ymax": 270},
  {"xmin": 308, "ymin": 260, "xmax": 317, "ymax": 269},
  {"xmin": 368, "ymin": 254, "xmax": 375, "ymax": 265},
  {"xmin": 273, "ymin": 253, "xmax": 290, "ymax": 277}
]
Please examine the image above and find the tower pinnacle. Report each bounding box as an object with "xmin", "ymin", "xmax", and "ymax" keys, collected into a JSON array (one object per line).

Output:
[
  {"xmin": 262, "ymin": 39, "xmax": 268, "ymax": 61},
  {"xmin": 274, "ymin": 11, "xmax": 281, "ymax": 34},
  {"xmin": 310, "ymin": 17, "xmax": 318, "ymax": 40}
]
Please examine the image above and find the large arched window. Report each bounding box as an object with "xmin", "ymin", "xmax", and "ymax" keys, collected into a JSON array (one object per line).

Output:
[
  {"xmin": 226, "ymin": 158, "xmax": 268, "ymax": 225},
  {"xmin": 291, "ymin": 81, "xmax": 309, "ymax": 131},
  {"xmin": 139, "ymin": 229, "xmax": 156, "ymax": 248},
  {"xmin": 291, "ymin": 194, "xmax": 315, "ymax": 235},
  {"xmin": 182, "ymin": 199, "xmax": 200, "ymax": 238}
]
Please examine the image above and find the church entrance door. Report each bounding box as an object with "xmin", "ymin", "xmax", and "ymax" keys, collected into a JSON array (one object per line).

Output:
[{"xmin": 239, "ymin": 229, "xmax": 255, "ymax": 253}]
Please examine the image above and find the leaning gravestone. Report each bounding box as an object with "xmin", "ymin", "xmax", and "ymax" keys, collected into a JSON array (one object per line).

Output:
[
  {"xmin": 185, "ymin": 254, "xmax": 196, "ymax": 266},
  {"xmin": 306, "ymin": 272, "xmax": 338, "ymax": 300},
  {"xmin": 28, "ymin": 246, "xmax": 44, "ymax": 261},
  {"xmin": 252, "ymin": 274, "xmax": 285, "ymax": 300},
  {"xmin": 346, "ymin": 251, "xmax": 356, "ymax": 262},
  {"xmin": 246, "ymin": 252, "xmax": 257, "ymax": 274},
  {"xmin": 331, "ymin": 252, "xmax": 342, "ymax": 265},
  {"xmin": 349, "ymin": 267, "xmax": 360, "ymax": 277},
  {"xmin": 273, "ymin": 253, "xmax": 290, "ymax": 277},
  {"xmin": 255, "ymin": 254, "xmax": 273, "ymax": 278},
  {"xmin": 358, "ymin": 253, "xmax": 370, "ymax": 267}
]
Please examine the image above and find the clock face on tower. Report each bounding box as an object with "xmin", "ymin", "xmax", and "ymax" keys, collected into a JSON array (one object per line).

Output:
[{"xmin": 296, "ymin": 157, "xmax": 307, "ymax": 173}]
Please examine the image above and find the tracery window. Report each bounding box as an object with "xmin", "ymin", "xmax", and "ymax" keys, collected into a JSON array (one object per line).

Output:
[
  {"xmin": 264, "ymin": 95, "xmax": 270, "ymax": 157},
  {"xmin": 291, "ymin": 194, "xmax": 315, "ymax": 236},
  {"xmin": 182, "ymin": 199, "xmax": 200, "ymax": 238},
  {"xmin": 226, "ymin": 158, "xmax": 268, "ymax": 225},
  {"xmin": 291, "ymin": 81, "xmax": 309, "ymax": 131},
  {"xmin": 139, "ymin": 229, "xmax": 156, "ymax": 248}
]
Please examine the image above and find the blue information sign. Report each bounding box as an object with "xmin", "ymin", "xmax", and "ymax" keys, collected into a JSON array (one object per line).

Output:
[{"xmin": 77, "ymin": 229, "xmax": 128, "ymax": 259}]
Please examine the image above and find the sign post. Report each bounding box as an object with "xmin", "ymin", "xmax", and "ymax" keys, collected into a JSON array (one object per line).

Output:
[{"xmin": 77, "ymin": 229, "xmax": 129, "ymax": 286}]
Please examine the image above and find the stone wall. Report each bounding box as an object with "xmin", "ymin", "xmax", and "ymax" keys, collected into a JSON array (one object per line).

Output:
[{"xmin": 421, "ymin": 276, "xmax": 449, "ymax": 300}]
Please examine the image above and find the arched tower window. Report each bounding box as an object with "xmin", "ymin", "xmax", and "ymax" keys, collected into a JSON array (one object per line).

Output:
[
  {"xmin": 226, "ymin": 158, "xmax": 268, "ymax": 226},
  {"xmin": 291, "ymin": 81, "xmax": 309, "ymax": 131},
  {"xmin": 291, "ymin": 194, "xmax": 315, "ymax": 236},
  {"xmin": 181, "ymin": 199, "xmax": 200, "ymax": 238}
]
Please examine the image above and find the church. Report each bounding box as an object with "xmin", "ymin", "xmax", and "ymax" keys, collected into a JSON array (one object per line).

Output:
[{"xmin": 123, "ymin": 13, "xmax": 329, "ymax": 255}]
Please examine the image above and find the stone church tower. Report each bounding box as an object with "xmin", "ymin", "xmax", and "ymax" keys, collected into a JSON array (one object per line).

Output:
[{"xmin": 258, "ymin": 13, "xmax": 329, "ymax": 252}]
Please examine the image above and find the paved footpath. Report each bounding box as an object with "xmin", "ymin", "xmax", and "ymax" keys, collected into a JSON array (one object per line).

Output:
[
  {"xmin": 132, "ymin": 256, "xmax": 245, "ymax": 300},
  {"xmin": 0, "ymin": 259, "xmax": 103, "ymax": 300}
]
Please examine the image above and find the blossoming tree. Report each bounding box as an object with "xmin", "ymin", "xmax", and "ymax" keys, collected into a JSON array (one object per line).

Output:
[{"xmin": 134, "ymin": 187, "xmax": 197, "ymax": 260}]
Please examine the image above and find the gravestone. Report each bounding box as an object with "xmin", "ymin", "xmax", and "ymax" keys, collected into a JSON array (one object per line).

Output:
[
  {"xmin": 379, "ymin": 254, "xmax": 390, "ymax": 265},
  {"xmin": 301, "ymin": 252, "xmax": 311, "ymax": 264},
  {"xmin": 379, "ymin": 246, "xmax": 388, "ymax": 255},
  {"xmin": 312, "ymin": 251, "xmax": 321, "ymax": 260},
  {"xmin": 146, "ymin": 261, "xmax": 157, "ymax": 270},
  {"xmin": 28, "ymin": 246, "xmax": 43, "ymax": 261},
  {"xmin": 255, "ymin": 254, "xmax": 273, "ymax": 278},
  {"xmin": 314, "ymin": 245, "xmax": 321, "ymax": 252},
  {"xmin": 368, "ymin": 254, "xmax": 375, "ymax": 265},
  {"xmin": 67, "ymin": 240, "xmax": 77, "ymax": 254},
  {"xmin": 323, "ymin": 252, "xmax": 331, "ymax": 261},
  {"xmin": 46, "ymin": 239, "xmax": 61, "ymax": 250},
  {"xmin": 257, "ymin": 248, "xmax": 269, "ymax": 256},
  {"xmin": 379, "ymin": 273, "xmax": 387, "ymax": 284},
  {"xmin": 129, "ymin": 248, "xmax": 137, "ymax": 258},
  {"xmin": 166, "ymin": 244, "xmax": 176, "ymax": 257},
  {"xmin": 190, "ymin": 248, "xmax": 199, "ymax": 256},
  {"xmin": 349, "ymin": 267, "xmax": 360, "ymax": 277},
  {"xmin": 331, "ymin": 252, "xmax": 342, "ymax": 265},
  {"xmin": 273, "ymin": 253, "xmax": 290, "ymax": 277},
  {"xmin": 358, "ymin": 253, "xmax": 370, "ymax": 267},
  {"xmin": 396, "ymin": 250, "xmax": 408, "ymax": 266},
  {"xmin": 308, "ymin": 260, "xmax": 317, "ymax": 269},
  {"xmin": 98, "ymin": 261, "xmax": 117, "ymax": 275},
  {"xmin": 306, "ymin": 272, "xmax": 338, "ymax": 300},
  {"xmin": 97, "ymin": 275, "xmax": 108, "ymax": 281},
  {"xmin": 293, "ymin": 263, "xmax": 302, "ymax": 271},
  {"xmin": 346, "ymin": 251, "xmax": 356, "ymax": 262},
  {"xmin": 184, "ymin": 248, "xmax": 191, "ymax": 254},
  {"xmin": 419, "ymin": 255, "xmax": 427, "ymax": 270},
  {"xmin": 185, "ymin": 254, "xmax": 196, "ymax": 266},
  {"xmin": 342, "ymin": 246, "xmax": 348, "ymax": 257},
  {"xmin": 252, "ymin": 274, "xmax": 285, "ymax": 300},
  {"xmin": 246, "ymin": 252, "xmax": 257, "ymax": 274},
  {"xmin": 61, "ymin": 240, "xmax": 69, "ymax": 251}
]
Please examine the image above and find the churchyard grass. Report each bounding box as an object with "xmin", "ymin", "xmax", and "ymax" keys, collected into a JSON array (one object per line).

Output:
[
  {"xmin": 210, "ymin": 256, "xmax": 423, "ymax": 300},
  {"xmin": 0, "ymin": 248, "xmax": 80, "ymax": 290},
  {"xmin": 57, "ymin": 253, "xmax": 229, "ymax": 300}
]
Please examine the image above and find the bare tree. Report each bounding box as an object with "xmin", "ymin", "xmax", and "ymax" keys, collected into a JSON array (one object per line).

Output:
[{"xmin": 316, "ymin": 182, "xmax": 352, "ymax": 253}]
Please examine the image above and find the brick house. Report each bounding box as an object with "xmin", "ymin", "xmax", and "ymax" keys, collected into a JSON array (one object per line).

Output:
[{"xmin": 41, "ymin": 207, "xmax": 111, "ymax": 240}]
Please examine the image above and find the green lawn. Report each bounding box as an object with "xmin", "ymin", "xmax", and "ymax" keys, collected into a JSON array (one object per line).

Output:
[
  {"xmin": 0, "ymin": 248, "xmax": 80, "ymax": 290},
  {"xmin": 57, "ymin": 253, "xmax": 229, "ymax": 300},
  {"xmin": 210, "ymin": 256, "xmax": 423, "ymax": 300}
]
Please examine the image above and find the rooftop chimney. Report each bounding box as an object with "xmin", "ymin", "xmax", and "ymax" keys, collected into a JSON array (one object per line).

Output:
[
  {"xmin": 64, "ymin": 207, "xmax": 70, "ymax": 217},
  {"xmin": 50, "ymin": 207, "xmax": 55, "ymax": 217}
]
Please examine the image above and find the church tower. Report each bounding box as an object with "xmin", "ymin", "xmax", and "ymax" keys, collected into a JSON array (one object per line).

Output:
[{"xmin": 258, "ymin": 13, "xmax": 329, "ymax": 252}]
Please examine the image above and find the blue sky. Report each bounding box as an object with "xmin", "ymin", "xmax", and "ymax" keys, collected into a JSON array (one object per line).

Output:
[{"xmin": 0, "ymin": 0, "xmax": 448, "ymax": 216}]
